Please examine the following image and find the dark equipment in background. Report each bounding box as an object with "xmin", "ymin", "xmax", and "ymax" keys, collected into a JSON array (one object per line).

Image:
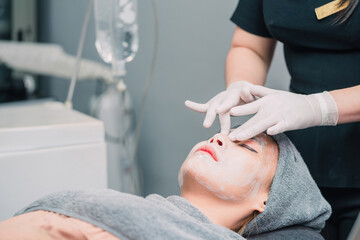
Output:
[{"xmin": 0, "ymin": 0, "xmax": 37, "ymax": 103}]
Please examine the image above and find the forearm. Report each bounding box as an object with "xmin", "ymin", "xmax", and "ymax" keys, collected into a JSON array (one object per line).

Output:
[
  {"xmin": 330, "ymin": 84, "xmax": 360, "ymax": 124},
  {"xmin": 225, "ymin": 46, "xmax": 269, "ymax": 88}
]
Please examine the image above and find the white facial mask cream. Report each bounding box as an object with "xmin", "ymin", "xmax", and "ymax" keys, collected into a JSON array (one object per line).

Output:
[{"xmin": 179, "ymin": 134, "xmax": 272, "ymax": 202}]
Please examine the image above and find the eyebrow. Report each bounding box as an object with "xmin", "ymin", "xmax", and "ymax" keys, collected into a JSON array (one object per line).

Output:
[{"xmin": 229, "ymin": 128, "xmax": 262, "ymax": 145}]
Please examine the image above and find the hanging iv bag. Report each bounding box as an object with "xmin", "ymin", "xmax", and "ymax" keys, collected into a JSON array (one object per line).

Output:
[
  {"xmin": 91, "ymin": 0, "xmax": 141, "ymax": 194},
  {"xmin": 94, "ymin": 0, "xmax": 139, "ymax": 78}
]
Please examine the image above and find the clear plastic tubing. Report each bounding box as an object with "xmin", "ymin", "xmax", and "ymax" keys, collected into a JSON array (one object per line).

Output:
[{"xmin": 94, "ymin": 0, "xmax": 139, "ymax": 78}]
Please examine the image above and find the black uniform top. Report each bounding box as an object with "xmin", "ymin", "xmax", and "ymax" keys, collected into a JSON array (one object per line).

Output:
[{"xmin": 231, "ymin": 0, "xmax": 360, "ymax": 188}]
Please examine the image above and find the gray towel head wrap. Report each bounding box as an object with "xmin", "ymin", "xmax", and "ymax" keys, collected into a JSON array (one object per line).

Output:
[{"xmin": 243, "ymin": 133, "xmax": 331, "ymax": 236}]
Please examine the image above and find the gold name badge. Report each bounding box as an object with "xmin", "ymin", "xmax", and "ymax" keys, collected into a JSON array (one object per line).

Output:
[{"xmin": 315, "ymin": 0, "xmax": 349, "ymax": 20}]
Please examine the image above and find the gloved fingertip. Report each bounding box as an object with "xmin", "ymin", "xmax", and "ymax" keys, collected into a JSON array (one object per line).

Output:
[
  {"xmin": 235, "ymin": 132, "xmax": 251, "ymax": 141},
  {"xmin": 266, "ymin": 129, "xmax": 274, "ymax": 135},
  {"xmin": 203, "ymin": 121, "xmax": 211, "ymax": 128},
  {"xmin": 228, "ymin": 133, "xmax": 236, "ymax": 141},
  {"xmin": 267, "ymin": 129, "xmax": 281, "ymax": 136}
]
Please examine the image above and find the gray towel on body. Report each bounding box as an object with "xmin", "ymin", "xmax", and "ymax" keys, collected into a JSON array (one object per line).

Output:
[
  {"xmin": 15, "ymin": 189, "xmax": 245, "ymax": 240},
  {"xmin": 243, "ymin": 133, "xmax": 332, "ymax": 237}
]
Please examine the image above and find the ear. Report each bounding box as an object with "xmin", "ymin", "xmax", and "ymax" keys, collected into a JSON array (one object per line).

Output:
[{"xmin": 254, "ymin": 192, "xmax": 268, "ymax": 213}]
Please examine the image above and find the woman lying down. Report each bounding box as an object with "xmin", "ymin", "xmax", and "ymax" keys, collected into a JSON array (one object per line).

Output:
[{"xmin": 0, "ymin": 133, "xmax": 331, "ymax": 240}]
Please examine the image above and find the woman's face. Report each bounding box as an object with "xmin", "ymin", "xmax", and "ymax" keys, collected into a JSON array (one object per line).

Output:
[{"xmin": 178, "ymin": 133, "xmax": 278, "ymax": 202}]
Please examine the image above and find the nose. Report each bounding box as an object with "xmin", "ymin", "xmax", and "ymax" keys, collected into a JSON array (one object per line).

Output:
[{"xmin": 208, "ymin": 133, "xmax": 227, "ymax": 148}]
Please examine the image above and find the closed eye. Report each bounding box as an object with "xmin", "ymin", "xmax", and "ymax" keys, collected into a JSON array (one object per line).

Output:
[{"xmin": 238, "ymin": 144, "xmax": 258, "ymax": 153}]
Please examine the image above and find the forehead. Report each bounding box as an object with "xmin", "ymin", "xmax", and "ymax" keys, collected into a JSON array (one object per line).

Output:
[
  {"xmin": 254, "ymin": 134, "xmax": 278, "ymax": 165},
  {"xmin": 255, "ymin": 133, "xmax": 277, "ymax": 149},
  {"xmin": 252, "ymin": 133, "xmax": 275, "ymax": 146}
]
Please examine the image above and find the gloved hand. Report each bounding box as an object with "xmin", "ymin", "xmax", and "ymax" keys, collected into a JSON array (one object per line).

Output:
[
  {"xmin": 228, "ymin": 85, "xmax": 339, "ymax": 141},
  {"xmin": 185, "ymin": 81, "xmax": 259, "ymax": 134}
]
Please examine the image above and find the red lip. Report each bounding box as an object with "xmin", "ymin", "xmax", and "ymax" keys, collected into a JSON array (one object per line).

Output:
[{"xmin": 196, "ymin": 145, "xmax": 218, "ymax": 162}]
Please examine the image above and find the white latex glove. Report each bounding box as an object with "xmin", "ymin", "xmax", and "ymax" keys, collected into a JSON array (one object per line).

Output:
[
  {"xmin": 185, "ymin": 81, "xmax": 259, "ymax": 134},
  {"xmin": 228, "ymin": 85, "xmax": 339, "ymax": 141}
]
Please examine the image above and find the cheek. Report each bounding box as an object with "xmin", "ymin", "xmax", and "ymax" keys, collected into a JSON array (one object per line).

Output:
[
  {"xmin": 224, "ymin": 149, "xmax": 263, "ymax": 182},
  {"xmin": 224, "ymin": 156, "xmax": 260, "ymax": 186},
  {"xmin": 179, "ymin": 152, "xmax": 265, "ymax": 201},
  {"xmin": 216, "ymin": 155, "xmax": 262, "ymax": 199}
]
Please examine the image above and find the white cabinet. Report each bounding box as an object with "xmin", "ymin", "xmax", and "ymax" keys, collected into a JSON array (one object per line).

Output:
[{"xmin": 0, "ymin": 101, "xmax": 107, "ymax": 221}]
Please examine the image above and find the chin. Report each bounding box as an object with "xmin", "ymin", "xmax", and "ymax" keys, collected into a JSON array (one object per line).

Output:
[{"xmin": 179, "ymin": 173, "xmax": 220, "ymax": 201}]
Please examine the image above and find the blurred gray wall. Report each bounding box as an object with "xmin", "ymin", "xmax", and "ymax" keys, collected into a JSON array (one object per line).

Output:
[{"xmin": 37, "ymin": 0, "xmax": 290, "ymax": 197}]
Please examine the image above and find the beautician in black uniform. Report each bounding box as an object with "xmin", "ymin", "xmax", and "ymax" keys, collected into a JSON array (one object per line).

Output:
[{"xmin": 185, "ymin": 0, "xmax": 360, "ymax": 239}]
